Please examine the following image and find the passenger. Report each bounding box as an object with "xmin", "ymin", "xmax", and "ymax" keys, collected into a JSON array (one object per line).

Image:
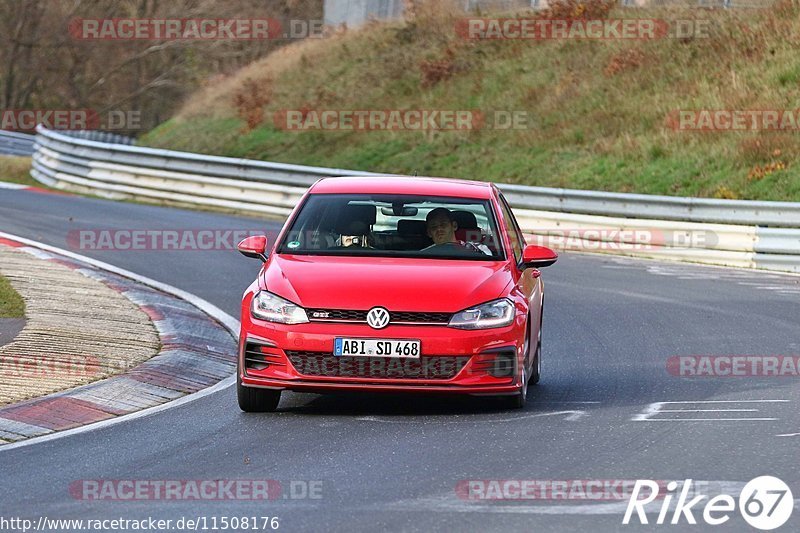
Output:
[{"xmin": 338, "ymin": 220, "xmax": 371, "ymax": 248}]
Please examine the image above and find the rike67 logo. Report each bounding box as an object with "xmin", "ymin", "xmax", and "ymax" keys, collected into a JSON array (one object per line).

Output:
[{"xmin": 623, "ymin": 477, "xmax": 794, "ymax": 530}]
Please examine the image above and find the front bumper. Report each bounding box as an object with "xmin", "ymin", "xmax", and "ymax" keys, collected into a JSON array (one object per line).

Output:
[{"xmin": 239, "ymin": 318, "xmax": 525, "ymax": 396}]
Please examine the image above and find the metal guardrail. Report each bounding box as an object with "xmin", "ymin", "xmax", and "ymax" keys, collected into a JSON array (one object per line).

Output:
[
  {"xmin": 30, "ymin": 125, "xmax": 800, "ymax": 273},
  {"xmin": 499, "ymin": 185, "xmax": 800, "ymax": 228},
  {"xmin": 0, "ymin": 131, "xmax": 35, "ymax": 156},
  {"xmin": 34, "ymin": 127, "xmax": 378, "ymax": 188},
  {"xmin": 60, "ymin": 130, "xmax": 136, "ymax": 146},
  {"xmin": 1, "ymin": 130, "xmax": 134, "ymax": 157}
]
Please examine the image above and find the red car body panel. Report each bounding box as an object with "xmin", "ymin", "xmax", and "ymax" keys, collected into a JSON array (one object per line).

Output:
[
  {"xmin": 238, "ymin": 176, "xmax": 548, "ymax": 397},
  {"xmin": 309, "ymin": 176, "xmax": 493, "ymax": 198}
]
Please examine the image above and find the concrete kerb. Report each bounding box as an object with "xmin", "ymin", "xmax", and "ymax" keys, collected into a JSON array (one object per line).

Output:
[{"xmin": 0, "ymin": 232, "xmax": 240, "ymax": 446}]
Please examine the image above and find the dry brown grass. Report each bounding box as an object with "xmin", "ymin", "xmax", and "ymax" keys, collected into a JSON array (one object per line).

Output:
[
  {"xmin": 144, "ymin": 0, "xmax": 800, "ymax": 201},
  {"xmin": 0, "ymin": 156, "xmax": 36, "ymax": 187},
  {"xmin": 177, "ymin": 36, "xmax": 343, "ymax": 120},
  {"xmin": 541, "ymin": 0, "xmax": 616, "ymax": 19},
  {"xmin": 234, "ymin": 78, "xmax": 273, "ymax": 131}
]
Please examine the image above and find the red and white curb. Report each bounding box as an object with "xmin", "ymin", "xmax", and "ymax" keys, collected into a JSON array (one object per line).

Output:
[{"xmin": 0, "ymin": 233, "xmax": 239, "ymax": 447}]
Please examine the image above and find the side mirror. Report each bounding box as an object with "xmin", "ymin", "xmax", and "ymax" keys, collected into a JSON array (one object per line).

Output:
[
  {"xmin": 521, "ymin": 245, "xmax": 558, "ymax": 269},
  {"xmin": 237, "ymin": 236, "xmax": 268, "ymax": 262}
]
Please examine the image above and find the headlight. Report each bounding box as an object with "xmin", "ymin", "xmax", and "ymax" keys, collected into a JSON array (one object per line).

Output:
[
  {"xmin": 448, "ymin": 298, "xmax": 515, "ymax": 330},
  {"xmin": 251, "ymin": 291, "xmax": 309, "ymax": 324}
]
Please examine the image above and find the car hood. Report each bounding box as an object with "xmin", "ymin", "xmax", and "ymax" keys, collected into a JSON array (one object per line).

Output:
[{"xmin": 262, "ymin": 254, "xmax": 512, "ymax": 312}]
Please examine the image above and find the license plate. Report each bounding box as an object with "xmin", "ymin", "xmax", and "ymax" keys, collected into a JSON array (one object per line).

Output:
[{"xmin": 334, "ymin": 338, "xmax": 421, "ymax": 358}]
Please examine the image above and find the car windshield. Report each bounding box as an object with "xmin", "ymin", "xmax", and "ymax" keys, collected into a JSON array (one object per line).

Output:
[{"xmin": 277, "ymin": 194, "xmax": 505, "ymax": 261}]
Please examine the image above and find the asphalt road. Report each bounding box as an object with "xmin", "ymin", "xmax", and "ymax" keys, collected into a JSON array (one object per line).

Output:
[{"xmin": 1, "ymin": 188, "xmax": 799, "ymax": 532}]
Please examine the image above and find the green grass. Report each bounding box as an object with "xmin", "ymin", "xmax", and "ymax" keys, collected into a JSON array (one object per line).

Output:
[
  {"xmin": 0, "ymin": 275, "xmax": 24, "ymax": 319},
  {"xmin": 137, "ymin": 2, "xmax": 800, "ymax": 201},
  {"xmin": 0, "ymin": 156, "xmax": 38, "ymax": 187}
]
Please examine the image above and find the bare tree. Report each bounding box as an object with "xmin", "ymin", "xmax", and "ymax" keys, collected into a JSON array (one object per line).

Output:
[{"xmin": 0, "ymin": 0, "xmax": 323, "ymax": 132}]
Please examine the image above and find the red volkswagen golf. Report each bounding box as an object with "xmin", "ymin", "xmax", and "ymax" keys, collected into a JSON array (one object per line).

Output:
[{"xmin": 236, "ymin": 176, "xmax": 557, "ymax": 411}]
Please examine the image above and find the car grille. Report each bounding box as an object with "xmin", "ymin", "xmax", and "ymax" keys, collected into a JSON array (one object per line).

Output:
[
  {"xmin": 285, "ymin": 351, "xmax": 469, "ymax": 380},
  {"xmin": 306, "ymin": 309, "xmax": 452, "ymax": 325},
  {"xmin": 307, "ymin": 309, "xmax": 367, "ymax": 321}
]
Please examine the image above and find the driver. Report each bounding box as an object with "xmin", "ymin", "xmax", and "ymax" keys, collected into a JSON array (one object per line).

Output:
[{"xmin": 424, "ymin": 207, "xmax": 490, "ymax": 255}]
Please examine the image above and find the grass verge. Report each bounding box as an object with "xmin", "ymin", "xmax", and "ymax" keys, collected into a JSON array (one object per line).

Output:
[
  {"xmin": 142, "ymin": 0, "xmax": 800, "ymax": 201},
  {"xmin": 0, "ymin": 156, "xmax": 38, "ymax": 187},
  {"xmin": 0, "ymin": 275, "xmax": 25, "ymax": 319}
]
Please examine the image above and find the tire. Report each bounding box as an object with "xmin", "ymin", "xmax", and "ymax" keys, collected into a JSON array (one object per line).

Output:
[
  {"xmin": 237, "ymin": 372, "xmax": 281, "ymax": 412},
  {"xmin": 498, "ymin": 324, "xmax": 530, "ymax": 409},
  {"xmin": 499, "ymin": 367, "xmax": 527, "ymax": 409},
  {"xmin": 530, "ymin": 316, "xmax": 542, "ymax": 386}
]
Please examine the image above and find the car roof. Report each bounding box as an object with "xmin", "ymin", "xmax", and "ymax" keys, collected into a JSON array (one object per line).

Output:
[{"xmin": 309, "ymin": 176, "xmax": 495, "ymax": 200}]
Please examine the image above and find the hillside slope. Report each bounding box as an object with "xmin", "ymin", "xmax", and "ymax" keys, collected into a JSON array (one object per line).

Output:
[{"xmin": 142, "ymin": 1, "xmax": 800, "ymax": 200}]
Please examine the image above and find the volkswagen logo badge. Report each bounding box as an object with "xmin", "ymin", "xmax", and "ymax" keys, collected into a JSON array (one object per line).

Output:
[{"xmin": 366, "ymin": 307, "xmax": 391, "ymax": 329}]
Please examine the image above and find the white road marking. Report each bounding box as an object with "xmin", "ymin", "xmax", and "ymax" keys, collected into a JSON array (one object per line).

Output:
[
  {"xmin": 370, "ymin": 483, "xmax": 800, "ymax": 516},
  {"xmin": 535, "ymin": 401, "xmax": 600, "ymax": 404},
  {"xmin": 652, "ymin": 400, "xmax": 790, "ymax": 402},
  {"xmin": 356, "ymin": 410, "xmax": 588, "ymax": 424},
  {"xmin": 658, "ymin": 409, "xmax": 759, "ymax": 413},
  {"xmin": 632, "ymin": 400, "xmax": 789, "ymax": 422},
  {"xmin": 601, "ymin": 258, "xmax": 800, "ymax": 295},
  {"xmin": 372, "ymin": 498, "xmax": 800, "ymax": 516},
  {"xmin": 638, "ymin": 418, "xmax": 778, "ymax": 422},
  {"xmin": 776, "ymin": 432, "xmax": 800, "ymax": 437},
  {"xmin": 0, "ymin": 182, "xmax": 28, "ymax": 189},
  {"xmin": 0, "ymin": 231, "xmax": 239, "ymax": 453}
]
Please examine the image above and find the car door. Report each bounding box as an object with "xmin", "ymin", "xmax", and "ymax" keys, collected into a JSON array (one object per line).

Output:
[{"xmin": 495, "ymin": 191, "xmax": 543, "ymax": 356}]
